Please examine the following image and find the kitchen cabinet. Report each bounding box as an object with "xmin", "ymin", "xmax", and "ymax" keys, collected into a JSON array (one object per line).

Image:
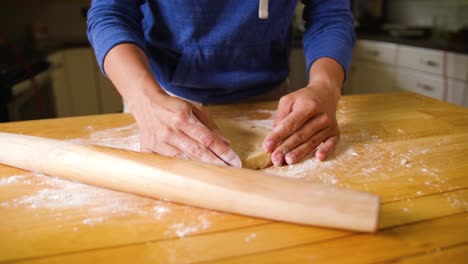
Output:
[
  {"xmin": 48, "ymin": 47, "xmax": 123, "ymax": 118},
  {"xmin": 97, "ymin": 70, "xmax": 124, "ymax": 114},
  {"xmin": 396, "ymin": 44, "xmax": 468, "ymax": 106},
  {"xmin": 397, "ymin": 45, "xmax": 445, "ymax": 76},
  {"xmin": 347, "ymin": 40, "xmax": 468, "ymax": 107},
  {"xmin": 289, "ymin": 48, "xmax": 308, "ymax": 90},
  {"xmin": 346, "ymin": 40, "xmax": 398, "ymax": 94},
  {"xmin": 349, "ymin": 61, "xmax": 395, "ymax": 94}
]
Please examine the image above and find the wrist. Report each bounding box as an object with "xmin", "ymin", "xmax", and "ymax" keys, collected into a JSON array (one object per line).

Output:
[
  {"xmin": 126, "ymin": 77, "xmax": 167, "ymax": 115},
  {"xmin": 307, "ymin": 57, "xmax": 344, "ymax": 103},
  {"xmin": 305, "ymin": 79, "xmax": 341, "ymax": 104}
]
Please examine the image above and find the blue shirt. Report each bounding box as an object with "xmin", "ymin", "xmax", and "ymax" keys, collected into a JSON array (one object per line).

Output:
[{"xmin": 87, "ymin": 0, "xmax": 355, "ymax": 104}]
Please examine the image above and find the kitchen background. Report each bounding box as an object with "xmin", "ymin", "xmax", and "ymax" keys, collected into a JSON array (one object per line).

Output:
[{"xmin": 1, "ymin": 0, "xmax": 467, "ymax": 122}]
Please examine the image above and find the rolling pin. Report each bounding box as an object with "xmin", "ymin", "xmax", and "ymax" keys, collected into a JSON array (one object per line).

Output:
[{"xmin": 0, "ymin": 132, "xmax": 380, "ymax": 232}]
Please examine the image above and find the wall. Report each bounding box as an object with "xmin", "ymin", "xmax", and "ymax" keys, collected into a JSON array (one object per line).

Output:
[
  {"xmin": 0, "ymin": 1, "xmax": 90, "ymax": 45},
  {"xmin": 386, "ymin": 0, "xmax": 468, "ymax": 31}
]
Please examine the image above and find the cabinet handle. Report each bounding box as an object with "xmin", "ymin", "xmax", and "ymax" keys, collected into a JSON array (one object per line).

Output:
[
  {"xmin": 420, "ymin": 59, "xmax": 438, "ymax": 67},
  {"xmin": 368, "ymin": 50, "xmax": 380, "ymax": 57},
  {"xmin": 416, "ymin": 82, "xmax": 434, "ymax": 91}
]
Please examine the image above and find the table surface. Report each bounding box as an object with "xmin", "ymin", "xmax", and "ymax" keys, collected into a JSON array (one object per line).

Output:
[{"xmin": 0, "ymin": 92, "xmax": 467, "ymax": 263}]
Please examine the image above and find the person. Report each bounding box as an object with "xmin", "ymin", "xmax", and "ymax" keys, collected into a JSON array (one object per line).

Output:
[{"xmin": 87, "ymin": 0, "xmax": 355, "ymax": 168}]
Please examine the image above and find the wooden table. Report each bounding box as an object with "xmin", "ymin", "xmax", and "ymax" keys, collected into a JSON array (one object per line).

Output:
[{"xmin": 0, "ymin": 93, "xmax": 467, "ymax": 263}]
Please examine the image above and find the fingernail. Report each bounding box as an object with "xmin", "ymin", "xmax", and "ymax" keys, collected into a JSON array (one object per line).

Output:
[
  {"xmin": 263, "ymin": 140, "xmax": 274, "ymax": 152},
  {"xmin": 273, "ymin": 152, "xmax": 283, "ymax": 166},
  {"xmin": 223, "ymin": 149, "xmax": 242, "ymax": 168},
  {"xmin": 285, "ymin": 153, "xmax": 295, "ymax": 165},
  {"xmin": 316, "ymin": 151, "xmax": 325, "ymax": 161}
]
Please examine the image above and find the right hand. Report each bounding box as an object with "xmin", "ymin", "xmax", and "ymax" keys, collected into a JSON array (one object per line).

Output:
[{"xmin": 131, "ymin": 93, "xmax": 242, "ymax": 167}]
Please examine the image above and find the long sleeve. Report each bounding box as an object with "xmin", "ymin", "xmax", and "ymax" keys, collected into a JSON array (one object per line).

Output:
[
  {"xmin": 87, "ymin": 0, "xmax": 147, "ymax": 73},
  {"xmin": 302, "ymin": 0, "xmax": 355, "ymax": 76}
]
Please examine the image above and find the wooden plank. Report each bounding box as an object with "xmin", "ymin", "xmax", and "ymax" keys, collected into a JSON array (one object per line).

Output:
[
  {"xmin": 394, "ymin": 243, "xmax": 468, "ymax": 264},
  {"xmin": 8, "ymin": 189, "xmax": 467, "ymax": 263},
  {"xmin": 213, "ymin": 213, "xmax": 468, "ymax": 264}
]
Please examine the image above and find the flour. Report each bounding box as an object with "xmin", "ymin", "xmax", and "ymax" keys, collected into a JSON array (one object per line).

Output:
[
  {"xmin": 0, "ymin": 175, "xmax": 28, "ymax": 185},
  {"xmin": 69, "ymin": 123, "xmax": 140, "ymax": 151},
  {"xmin": 164, "ymin": 214, "xmax": 212, "ymax": 238},
  {"xmin": 244, "ymin": 232, "xmax": 257, "ymax": 242},
  {"xmin": 232, "ymin": 116, "xmax": 274, "ymax": 130},
  {"xmin": 0, "ymin": 124, "xmax": 211, "ymax": 235}
]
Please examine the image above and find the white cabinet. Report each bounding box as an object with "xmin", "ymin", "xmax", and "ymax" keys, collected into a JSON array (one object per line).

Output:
[
  {"xmin": 350, "ymin": 61, "xmax": 395, "ymax": 94},
  {"xmin": 48, "ymin": 52, "xmax": 73, "ymax": 117},
  {"xmin": 97, "ymin": 73, "xmax": 124, "ymax": 114},
  {"xmin": 396, "ymin": 44, "xmax": 468, "ymax": 107},
  {"xmin": 48, "ymin": 47, "xmax": 123, "ymax": 117},
  {"xmin": 447, "ymin": 53, "xmax": 468, "ymax": 81},
  {"xmin": 63, "ymin": 48, "xmax": 101, "ymax": 116},
  {"xmin": 289, "ymin": 48, "xmax": 308, "ymax": 90},
  {"xmin": 346, "ymin": 40, "xmax": 398, "ymax": 94},
  {"xmin": 397, "ymin": 46, "xmax": 445, "ymax": 75},
  {"xmin": 447, "ymin": 79, "xmax": 467, "ymax": 106},
  {"xmin": 353, "ymin": 40, "xmax": 398, "ymax": 64},
  {"xmin": 395, "ymin": 68, "xmax": 446, "ymax": 100},
  {"xmin": 348, "ymin": 40, "xmax": 468, "ymax": 107}
]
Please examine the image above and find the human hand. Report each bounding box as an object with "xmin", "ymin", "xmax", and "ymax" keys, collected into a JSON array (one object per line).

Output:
[
  {"xmin": 263, "ymin": 84, "xmax": 340, "ymax": 166},
  {"xmin": 132, "ymin": 94, "xmax": 242, "ymax": 167}
]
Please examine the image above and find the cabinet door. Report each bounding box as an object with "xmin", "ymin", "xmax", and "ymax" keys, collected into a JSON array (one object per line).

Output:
[
  {"xmin": 97, "ymin": 72, "xmax": 123, "ymax": 113},
  {"xmin": 63, "ymin": 48, "xmax": 101, "ymax": 116},
  {"xmin": 394, "ymin": 68, "xmax": 467, "ymax": 106},
  {"xmin": 349, "ymin": 61, "xmax": 395, "ymax": 94},
  {"xmin": 354, "ymin": 40, "xmax": 398, "ymax": 64},
  {"xmin": 48, "ymin": 51, "xmax": 74, "ymax": 117},
  {"xmin": 395, "ymin": 68, "xmax": 445, "ymax": 100},
  {"xmin": 447, "ymin": 52, "xmax": 468, "ymax": 81},
  {"xmin": 397, "ymin": 45, "xmax": 444, "ymax": 75},
  {"xmin": 447, "ymin": 79, "xmax": 467, "ymax": 107},
  {"xmin": 289, "ymin": 48, "xmax": 308, "ymax": 91}
]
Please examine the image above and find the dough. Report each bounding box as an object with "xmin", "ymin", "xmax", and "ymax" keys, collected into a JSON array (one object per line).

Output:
[{"xmin": 214, "ymin": 119, "xmax": 272, "ymax": 170}]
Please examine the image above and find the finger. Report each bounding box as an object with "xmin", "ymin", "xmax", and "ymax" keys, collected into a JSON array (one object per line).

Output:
[
  {"xmin": 183, "ymin": 114, "xmax": 242, "ymax": 167},
  {"xmin": 192, "ymin": 106, "xmax": 231, "ymax": 145},
  {"xmin": 153, "ymin": 143, "xmax": 183, "ymax": 158},
  {"xmin": 140, "ymin": 141, "xmax": 182, "ymax": 158},
  {"xmin": 271, "ymin": 115, "xmax": 328, "ymax": 164},
  {"xmin": 195, "ymin": 107, "xmax": 232, "ymax": 144},
  {"xmin": 192, "ymin": 105, "xmax": 219, "ymax": 131},
  {"xmin": 264, "ymin": 96, "xmax": 293, "ymax": 152},
  {"xmin": 315, "ymin": 135, "xmax": 339, "ymax": 161},
  {"xmin": 264, "ymin": 107, "xmax": 318, "ymax": 153},
  {"xmin": 169, "ymin": 131, "xmax": 229, "ymax": 166},
  {"xmin": 282, "ymin": 128, "xmax": 332, "ymax": 165}
]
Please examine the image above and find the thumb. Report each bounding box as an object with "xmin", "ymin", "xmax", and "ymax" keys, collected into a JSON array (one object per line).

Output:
[{"xmin": 274, "ymin": 95, "xmax": 294, "ymax": 127}]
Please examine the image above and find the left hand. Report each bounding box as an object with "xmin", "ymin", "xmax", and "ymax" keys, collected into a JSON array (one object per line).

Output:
[{"xmin": 263, "ymin": 83, "xmax": 341, "ymax": 166}]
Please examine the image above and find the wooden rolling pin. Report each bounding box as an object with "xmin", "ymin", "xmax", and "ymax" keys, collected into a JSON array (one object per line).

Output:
[{"xmin": 0, "ymin": 132, "xmax": 380, "ymax": 232}]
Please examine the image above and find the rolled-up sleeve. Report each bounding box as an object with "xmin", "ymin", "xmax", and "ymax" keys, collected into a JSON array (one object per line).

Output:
[
  {"xmin": 87, "ymin": 0, "xmax": 147, "ymax": 73},
  {"xmin": 302, "ymin": 0, "xmax": 355, "ymax": 76}
]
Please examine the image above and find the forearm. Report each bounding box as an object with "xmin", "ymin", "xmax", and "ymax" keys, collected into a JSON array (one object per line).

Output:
[
  {"xmin": 302, "ymin": 0, "xmax": 355, "ymax": 83},
  {"xmin": 103, "ymin": 43, "xmax": 167, "ymax": 113}
]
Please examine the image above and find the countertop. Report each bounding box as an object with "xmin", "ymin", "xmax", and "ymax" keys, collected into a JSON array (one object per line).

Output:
[
  {"xmin": 357, "ymin": 32, "xmax": 468, "ymax": 55},
  {"xmin": 0, "ymin": 92, "xmax": 467, "ymax": 263}
]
